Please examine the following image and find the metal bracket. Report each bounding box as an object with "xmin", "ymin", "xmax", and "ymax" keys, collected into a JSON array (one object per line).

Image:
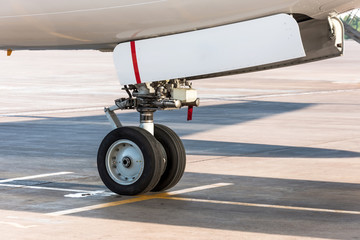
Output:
[{"xmin": 104, "ymin": 80, "xmax": 200, "ymax": 131}]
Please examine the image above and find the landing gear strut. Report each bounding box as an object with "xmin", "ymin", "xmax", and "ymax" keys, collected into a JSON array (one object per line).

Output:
[{"xmin": 97, "ymin": 79, "xmax": 199, "ymax": 195}]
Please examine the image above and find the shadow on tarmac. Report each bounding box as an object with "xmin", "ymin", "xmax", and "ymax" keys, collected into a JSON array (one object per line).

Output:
[
  {"xmin": 183, "ymin": 139, "xmax": 360, "ymax": 158},
  {"xmin": 0, "ymin": 101, "xmax": 359, "ymax": 159},
  {"xmin": 1, "ymin": 172, "xmax": 359, "ymax": 239},
  {"xmin": 107, "ymin": 172, "xmax": 360, "ymax": 239}
]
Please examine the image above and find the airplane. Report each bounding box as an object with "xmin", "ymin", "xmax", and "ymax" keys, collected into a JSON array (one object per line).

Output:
[{"xmin": 1, "ymin": 0, "xmax": 359, "ymax": 196}]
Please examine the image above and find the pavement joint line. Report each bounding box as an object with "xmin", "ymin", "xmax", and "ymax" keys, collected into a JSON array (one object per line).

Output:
[
  {"xmin": 158, "ymin": 197, "xmax": 360, "ymax": 215},
  {"xmin": 0, "ymin": 172, "xmax": 74, "ymax": 183},
  {"xmin": 46, "ymin": 182, "xmax": 233, "ymax": 216},
  {"xmin": 0, "ymin": 107, "xmax": 104, "ymax": 117},
  {"xmin": 232, "ymin": 89, "xmax": 360, "ymax": 100},
  {"xmin": 198, "ymin": 88, "xmax": 360, "ymax": 101}
]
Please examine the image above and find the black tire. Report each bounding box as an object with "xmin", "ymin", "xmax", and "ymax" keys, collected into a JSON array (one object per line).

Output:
[
  {"xmin": 152, "ymin": 124, "xmax": 186, "ymax": 192},
  {"xmin": 97, "ymin": 127, "xmax": 162, "ymax": 195}
]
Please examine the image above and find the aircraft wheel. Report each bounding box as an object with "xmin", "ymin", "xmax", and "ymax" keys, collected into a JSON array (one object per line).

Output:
[
  {"xmin": 97, "ymin": 127, "xmax": 162, "ymax": 195},
  {"xmin": 152, "ymin": 124, "xmax": 186, "ymax": 192}
]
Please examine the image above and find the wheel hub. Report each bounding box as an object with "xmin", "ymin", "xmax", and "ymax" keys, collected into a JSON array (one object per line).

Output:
[
  {"xmin": 122, "ymin": 157, "xmax": 132, "ymax": 168},
  {"xmin": 105, "ymin": 140, "xmax": 144, "ymax": 186}
]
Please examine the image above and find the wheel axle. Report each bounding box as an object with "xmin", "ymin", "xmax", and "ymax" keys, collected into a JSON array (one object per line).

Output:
[{"xmin": 122, "ymin": 157, "xmax": 132, "ymax": 168}]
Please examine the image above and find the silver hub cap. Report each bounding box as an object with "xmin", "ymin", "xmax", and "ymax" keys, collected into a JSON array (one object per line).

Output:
[{"xmin": 105, "ymin": 140, "xmax": 144, "ymax": 185}]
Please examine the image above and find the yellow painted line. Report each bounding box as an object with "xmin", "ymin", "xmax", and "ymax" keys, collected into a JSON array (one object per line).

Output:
[
  {"xmin": 159, "ymin": 197, "xmax": 360, "ymax": 215},
  {"xmin": 163, "ymin": 182, "xmax": 232, "ymax": 196},
  {"xmin": 47, "ymin": 183, "xmax": 233, "ymax": 216}
]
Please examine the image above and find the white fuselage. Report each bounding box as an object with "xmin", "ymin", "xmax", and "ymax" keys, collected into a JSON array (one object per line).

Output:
[{"xmin": 0, "ymin": 0, "xmax": 359, "ymax": 50}]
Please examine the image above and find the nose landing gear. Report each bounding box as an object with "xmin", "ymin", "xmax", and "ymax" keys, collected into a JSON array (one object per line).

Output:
[{"xmin": 97, "ymin": 80, "xmax": 198, "ymax": 195}]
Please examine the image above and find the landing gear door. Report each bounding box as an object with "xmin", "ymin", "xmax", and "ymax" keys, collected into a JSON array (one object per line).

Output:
[{"xmin": 113, "ymin": 14, "xmax": 305, "ymax": 85}]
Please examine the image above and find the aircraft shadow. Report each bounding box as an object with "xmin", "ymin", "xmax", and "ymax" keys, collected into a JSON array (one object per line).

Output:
[
  {"xmin": 115, "ymin": 172, "xmax": 360, "ymax": 239},
  {"xmin": 0, "ymin": 101, "xmax": 358, "ymax": 159},
  {"xmin": 156, "ymin": 100, "xmax": 315, "ymax": 137},
  {"xmin": 183, "ymin": 139, "xmax": 360, "ymax": 158},
  {"xmin": 1, "ymin": 173, "xmax": 356, "ymax": 239}
]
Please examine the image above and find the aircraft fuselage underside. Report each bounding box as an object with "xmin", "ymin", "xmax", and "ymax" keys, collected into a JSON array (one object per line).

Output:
[{"xmin": 0, "ymin": 0, "xmax": 358, "ymax": 50}]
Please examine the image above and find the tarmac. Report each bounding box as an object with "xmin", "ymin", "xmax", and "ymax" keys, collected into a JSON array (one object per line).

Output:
[{"xmin": 0, "ymin": 41, "xmax": 359, "ymax": 240}]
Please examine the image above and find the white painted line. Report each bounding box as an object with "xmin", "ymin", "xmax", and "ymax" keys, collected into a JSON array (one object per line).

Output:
[
  {"xmin": 160, "ymin": 197, "xmax": 360, "ymax": 215},
  {"xmin": 0, "ymin": 172, "xmax": 114, "ymax": 198},
  {"xmin": 0, "ymin": 172, "xmax": 73, "ymax": 183},
  {"xmin": 64, "ymin": 191, "xmax": 117, "ymax": 198},
  {"xmin": 0, "ymin": 221, "xmax": 37, "ymax": 229},
  {"xmin": 46, "ymin": 196, "xmax": 152, "ymax": 217},
  {"xmin": 0, "ymin": 183, "xmax": 97, "ymax": 193},
  {"xmin": 47, "ymin": 182, "xmax": 233, "ymax": 216}
]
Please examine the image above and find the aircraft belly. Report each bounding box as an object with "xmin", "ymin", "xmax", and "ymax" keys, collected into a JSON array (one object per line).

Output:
[{"xmin": 0, "ymin": 0, "xmax": 358, "ymax": 49}]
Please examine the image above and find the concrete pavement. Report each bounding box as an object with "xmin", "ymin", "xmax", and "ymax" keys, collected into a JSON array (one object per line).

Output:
[{"xmin": 0, "ymin": 41, "xmax": 359, "ymax": 239}]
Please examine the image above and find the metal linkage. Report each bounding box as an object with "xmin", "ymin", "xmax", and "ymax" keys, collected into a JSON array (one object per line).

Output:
[
  {"xmin": 104, "ymin": 106, "xmax": 122, "ymax": 129},
  {"xmin": 104, "ymin": 79, "xmax": 200, "ymax": 133}
]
